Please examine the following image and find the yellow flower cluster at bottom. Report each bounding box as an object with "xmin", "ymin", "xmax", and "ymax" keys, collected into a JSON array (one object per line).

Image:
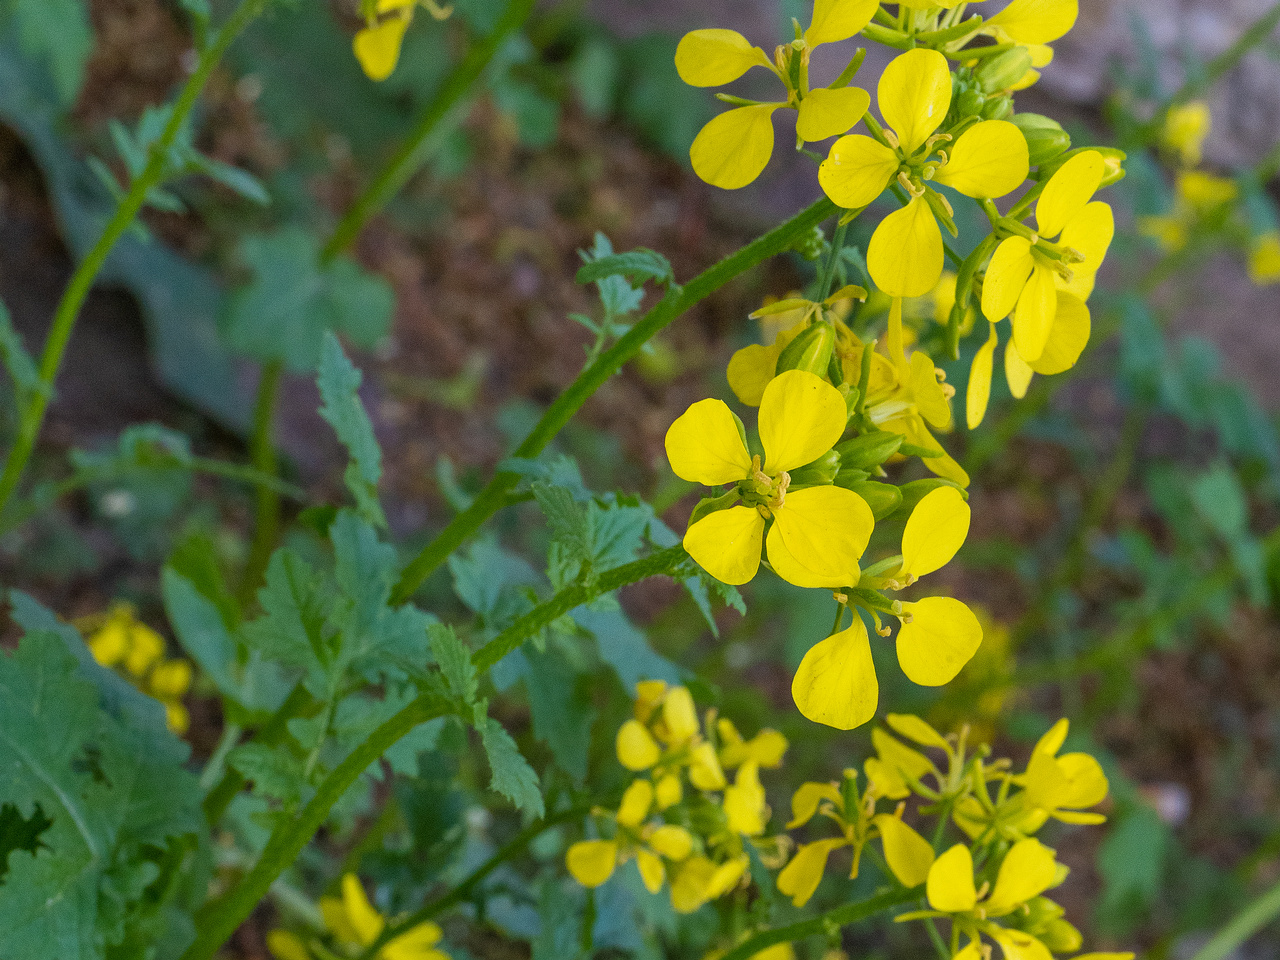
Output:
[{"xmin": 86, "ymin": 604, "xmax": 192, "ymax": 734}]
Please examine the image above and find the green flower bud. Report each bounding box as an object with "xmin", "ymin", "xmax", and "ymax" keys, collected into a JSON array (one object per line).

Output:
[
  {"xmin": 833, "ymin": 466, "xmax": 870, "ymax": 487},
  {"xmin": 975, "ymin": 47, "xmax": 1033, "ymax": 95},
  {"xmin": 1010, "ymin": 113, "xmax": 1071, "ymax": 166},
  {"xmin": 789, "ymin": 449, "xmax": 842, "ymax": 487},
  {"xmin": 775, "ymin": 322, "xmax": 836, "ymax": 378},
  {"xmin": 982, "ymin": 95, "xmax": 1014, "ymax": 121},
  {"xmin": 841, "ymin": 480, "xmax": 902, "ymax": 521},
  {"xmin": 957, "ymin": 87, "xmax": 985, "ymax": 119},
  {"xmin": 835, "ymin": 431, "xmax": 904, "ymax": 470}
]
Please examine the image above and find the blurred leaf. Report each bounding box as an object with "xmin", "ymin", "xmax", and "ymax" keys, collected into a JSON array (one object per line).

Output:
[
  {"xmin": 576, "ymin": 248, "xmax": 675, "ymax": 289},
  {"xmin": 318, "ymin": 332, "xmax": 386, "ymax": 528},
  {"xmin": 0, "ymin": 301, "xmax": 42, "ymax": 408},
  {"xmin": 428, "ymin": 623, "xmax": 478, "ymax": 705},
  {"xmin": 523, "ymin": 646, "xmax": 594, "ymax": 783},
  {"xmin": 0, "ymin": 0, "xmax": 92, "ymax": 108},
  {"xmin": 224, "ymin": 227, "xmax": 394, "ymax": 373},
  {"xmin": 1096, "ymin": 802, "xmax": 1171, "ymax": 935}
]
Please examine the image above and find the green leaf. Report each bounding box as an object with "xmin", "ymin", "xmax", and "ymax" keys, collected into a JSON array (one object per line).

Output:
[
  {"xmin": 428, "ymin": 623, "xmax": 478, "ymax": 705},
  {"xmin": 162, "ymin": 567, "xmax": 241, "ymax": 702},
  {"xmin": 575, "ymin": 248, "xmax": 675, "ymax": 288},
  {"xmin": 318, "ymin": 332, "xmax": 386, "ymax": 528},
  {"xmin": 478, "ymin": 717, "xmax": 545, "ymax": 818},
  {"xmin": 0, "ymin": 632, "xmax": 203, "ymax": 960},
  {"xmin": 1096, "ymin": 802, "xmax": 1170, "ymax": 935},
  {"xmin": 226, "ymin": 742, "xmax": 307, "ymax": 806},
  {"xmin": 3, "ymin": 0, "xmax": 93, "ymax": 108},
  {"xmin": 223, "ymin": 227, "xmax": 394, "ymax": 372},
  {"xmin": 0, "ymin": 300, "xmax": 42, "ymax": 405},
  {"xmin": 571, "ymin": 606, "xmax": 681, "ymax": 694},
  {"xmin": 243, "ymin": 549, "xmax": 331, "ymax": 679},
  {"xmin": 523, "ymin": 647, "xmax": 593, "ymax": 783}
]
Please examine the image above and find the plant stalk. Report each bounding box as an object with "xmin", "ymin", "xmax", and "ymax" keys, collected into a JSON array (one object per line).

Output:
[{"xmin": 1187, "ymin": 876, "xmax": 1280, "ymax": 960}]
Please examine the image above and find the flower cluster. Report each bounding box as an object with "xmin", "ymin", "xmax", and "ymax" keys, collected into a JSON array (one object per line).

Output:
[
  {"xmin": 1139, "ymin": 101, "xmax": 1280, "ymax": 286},
  {"xmin": 566, "ymin": 682, "xmax": 790, "ymax": 913},
  {"xmin": 86, "ymin": 604, "xmax": 192, "ymax": 733},
  {"xmin": 268, "ymin": 873, "xmax": 449, "ymax": 960},
  {"xmin": 781, "ymin": 714, "xmax": 1129, "ymax": 960}
]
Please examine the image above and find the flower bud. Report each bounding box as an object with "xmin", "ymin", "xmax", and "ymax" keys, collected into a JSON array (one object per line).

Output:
[
  {"xmin": 975, "ymin": 48, "xmax": 1034, "ymax": 95},
  {"xmin": 835, "ymin": 431, "xmax": 904, "ymax": 470},
  {"xmin": 1010, "ymin": 113, "xmax": 1071, "ymax": 166},
  {"xmin": 789, "ymin": 449, "xmax": 842, "ymax": 487},
  {"xmin": 841, "ymin": 480, "xmax": 902, "ymax": 521},
  {"xmin": 956, "ymin": 87, "xmax": 985, "ymax": 119},
  {"xmin": 775, "ymin": 322, "xmax": 836, "ymax": 378},
  {"xmin": 982, "ymin": 95, "xmax": 1014, "ymax": 121}
]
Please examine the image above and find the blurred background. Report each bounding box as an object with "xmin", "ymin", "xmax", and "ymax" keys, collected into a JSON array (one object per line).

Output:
[{"xmin": 2, "ymin": 1, "xmax": 1280, "ymax": 957}]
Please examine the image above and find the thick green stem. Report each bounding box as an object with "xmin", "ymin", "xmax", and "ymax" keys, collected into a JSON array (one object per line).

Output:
[
  {"xmin": 391, "ymin": 196, "xmax": 839, "ymax": 603},
  {"xmin": 184, "ymin": 695, "xmax": 448, "ymax": 960},
  {"xmin": 239, "ymin": 359, "xmax": 284, "ymax": 602},
  {"xmin": 358, "ymin": 804, "xmax": 590, "ymax": 959},
  {"xmin": 0, "ymin": 0, "xmax": 268, "ymax": 518},
  {"xmin": 1187, "ymin": 876, "xmax": 1280, "ymax": 960},
  {"xmin": 717, "ymin": 886, "xmax": 921, "ymax": 960},
  {"xmin": 472, "ymin": 545, "xmax": 688, "ymax": 672},
  {"xmin": 319, "ymin": 0, "xmax": 537, "ymax": 263}
]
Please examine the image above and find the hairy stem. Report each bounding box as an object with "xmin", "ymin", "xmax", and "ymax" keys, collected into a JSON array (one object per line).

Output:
[
  {"xmin": 0, "ymin": 0, "xmax": 269, "ymax": 518},
  {"xmin": 185, "ymin": 695, "xmax": 449, "ymax": 960},
  {"xmin": 391, "ymin": 197, "xmax": 839, "ymax": 603},
  {"xmin": 717, "ymin": 886, "xmax": 921, "ymax": 960}
]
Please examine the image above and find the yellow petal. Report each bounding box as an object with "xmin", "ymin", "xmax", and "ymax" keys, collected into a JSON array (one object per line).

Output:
[
  {"xmin": 617, "ymin": 778, "xmax": 654, "ymax": 827},
  {"xmin": 1004, "ymin": 340, "xmax": 1035, "ymax": 399},
  {"xmin": 353, "ymin": 16, "xmax": 410, "ymax": 82},
  {"xmin": 655, "ymin": 773, "xmax": 683, "ymax": 809},
  {"xmin": 740, "ymin": 728, "xmax": 788, "ymax": 768},
  {"xmin": 770, "ymin": 486, "xmax": 874, "ymax": 589},
  {"xmin": 787, "ymin": 781, "xmax": 843, "ymax": 828},
  {"xmin": 1028, "ymin": 292, "xmax": 1089, "ymax": 376},
  {"xmin": 724, "ymin": 761, "xmax": 767, "ymax": 835},
  {"xmin": 927, "ymin": 844, "xmax": 977, "ymax": 912},
  {"xmin": 648, "ymin": 824, "xmax": 696, "ymax": 860},
  {"xmin": 267, "ymin": 931, "xmax": 311, "ymax": 960},
  {"xmin": 665, "ymin": 398, "xmax": 752, "ymax": 485},
  {"xmin": 320, "ymin": 896, "xmax": 357, "ymax": 945},
  {"xmin": 383, "ymin": 922, "xmax": 445, "ymax": 960},
  {"xmin": 967, "ymin": 323, "xmax": 999, "ymax": 429},
  {"xmin": 635, "ymin": 847, "xmax": 666, "ymax": 893},
  {"xmin": 88, "ymin": 621, "xmax": 129, "ymax": 668},
  {"xmin": 900, "ymin": 486, "xmax": 970, "ymax": 581},
  {"xmin": 798, "ymin": 86, "xmax": 872, "ymax": 142},
  {"xmin": 690, "ymin": 105, "xmax": 780, "ymax": 190},
  {"xmin": 124, "ymin": 623, "xmax": 165, "ymax": 677},
  {"xmin": 1036, "ymin": 150, "xmax": 1104, "ymax": 238},
  {"xmin": 635, "ymin": 680, "xmax": 667, "ymax": 720},
  {"xmin": 777, "ymin": 838, "xmax": 848, "ymax": 907},
  {"xmin": 933, "ymin": 120, "xmax": 1029, "ymax": 199},
  {"xmin": 1033, "ymin": 717, "xmax": 1070, "ymax": 757},
  {"xmin": 986, "ymin": 0, "xmax": 1079, "ymax": 44},
  {"xmin": 910, "ymin": 350, "xmax": 953, "ymax": 431},
  {"xmin": 986, "ymin": 838, "xmax": 1059, "ymax": 915},
  {"xmin": 759, "ymin": 370, "xmax": 848, "ymax": 473},
  {"xmin": 1058, "ymin": 200, "xmax": 1114, "ymax": 286},
  {"xmin": 675, "ymin": 29, "xmax": 771, "ymax": 87},
  {"xmin": 1056, "ymin": 752, "xmax": 1109, "ymax": 807},
  {"xmin": 707, "ymin": 855, "xmax": 749, "ymax": 899},
  {"xmin": 684, "ymin": 506, "xmax": 765, "ymax": 585},
  {"xmin": 791, "ymin": 619, "xmax": 879, "ymax": 730},
  {"xmin": 869, "ymin": 197, "xmax": 944, "ymax": 298},
  {"xmin": 688, "ymin": 740, "xmax": 728, "ymax": 790},
  {"xmin": 662, "ymin": 685, "xmax": 700, "ymax": 744},
  {"xmin": 342, "ymin": 874, "xmax": 385, "ymax": 946},
  {"xmin": 727, "ymin": 343, "xmax": 781, "ymax": 406},
  {"xmin": 1012, "ymin": 261, "xmax": 1058, "ymax": 363},
  {"xmin": 616, "ymin": 719, "xmax": 661, "ymax": 770},
  {"xmin": 896, "ymin": 597, "xmax": 983, "ymax": 686},
  {"xmin": 982, "ymin": 237, "xmax": 1035, "ymax": 322},
  {"xmin": 567, "ymin": 840, "xmax": 619, "ymax": 888},
  {"xmin": 805, "ymin": 0, "xmax": 880, "ymax": 46},
  {"xmin": 872, "ymin": 726, "xmax": 934, "ymax": 782},
  {"xmin": 878, "ymin": 49, "xmax": 952, "ymax": 155},
  {"xmin": 669, "ymin": 856, "xmax": 717, "ymax": 912},
  {"xmin": 820, "ymin": 134, "xmax": 900, "ymax": 211},
  {"xmin": 873, "ymin": 814, "xmax": 935, "ymax": 887},
  {"xmin": 991, "ymin": 929, "xmax": 1056, "ymax": 960},
  {"xmin": 149, "ymin": 659, "xmax": 192, "ymax": 698},
  {"xmin": 1249, "ymin": 232, "xmax": 1280, "ymax": 285},
  {"xmin": 885, "ymin": 714, "xmax": 950, "ymax": 750}
]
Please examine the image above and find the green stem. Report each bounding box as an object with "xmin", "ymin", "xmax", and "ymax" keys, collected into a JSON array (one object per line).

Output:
[
  {"xmin": 184, "ymin": 695, "xmax": 449, "ymax": 960},
  {"xmin": 716, "ymin": 886, "xmax": 921, "ymax": 960},
  {"xmin": 358, "ymin": 804, "xmax": 590, "ymax": 959},
  {"xmin": 239, "ymin": 359, "xmax": 284, "ymax": 603},
  {"xmin": 472, "ymin": 545, "xmax": 689, "ymax": 672},
  {"xmin": 1186, "ymin": 876, "xmax": 1280, "ymax": 960},
  {"xmin": 390, "ymin": 197, "xmax": 839, "ymax": 604},
  {"xmin": 319, "ymin": 0, "xmax": 536, "ymax": 263},
  {"xmin": 0, "ymin": 0, "xmax": 269, "ymax": 519}
]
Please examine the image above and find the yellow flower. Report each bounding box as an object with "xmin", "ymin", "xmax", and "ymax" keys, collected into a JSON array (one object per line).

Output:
[
  {"xmin": 354, "ymin": 0, "xmax": 452, "ymax": 82},
  {"xmin": 1020, "ymin": 718, "xmax": 1110, "ymax": 825},
  {"xmin": 299, "ymin": 874, "xmax": 448, "ymax": 960},
  {"xmin": 665, "ymin": 370, "xmax": 874, "ymax": 588},
  {"xmin": 668, "ymin": 853, "xmax": 750, "ymax": 912},
  {"xmin": 1249, "ymin": 232, "xmax": 1280, "ymax": 285},
  {"xmin": 86, "ymin": 605, "xmax": 192, "ymax": 734},
  {"xmin": 723, "ymin": 761, "xmax": 769, "ymax": 836},
  {"xmin": 677, "ymin": 0, "xmax": 880, "ymax": 189},
  {"xmin": 717, "ymin": 717, "xmax": 788, "ymax": 769},
  {"xmin": 820, "ymin": 49, "xmax": 1030, "ymax": 297},
  {"xmin": 981, "ymin": 151, "xmax": 1114, "ymax": 363},
  {"xmin": 1163, "ymin": 101, "xmax": 1211, "ymax": 167},
  {"xmin": 776, "ymin": 779, "xmax": 862, "ymax": 907},
  {"xmin": 864, "ymin": 723, "xmax": 936, "ymax": 800},
  {"xmin": 981, "ymin": 0, "xmax": 1080, "ymax": 46}
]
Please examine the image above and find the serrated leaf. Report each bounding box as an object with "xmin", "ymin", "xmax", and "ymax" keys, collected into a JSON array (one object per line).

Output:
[
  {"xmin": 523, "ymin": 647, "xmax": 593, "ymax": 783},
  {"xmin": 243, "ymin": 549, "xmax": 331, "ymax": 676},
  {"xmin": 317, "ymin": 332, "xmax": 385, "ymax": 528},
  {"xmin": 478, "ymin": 717, "xmax": 544, "ymax": 818},
  {"xmin": 575, "ymin": 249, "xmax": 674, "ymax": 288},
  {"xmin": 227, "ymin": 742, "xmax": 307, "ymax": 806},
  {"xmin": 223, "ymin": 227, "xmax": 394, "ymax": 372},
  {"xmin": 428, "ymin": 623, "xmax": 477, "ymax": 705}
]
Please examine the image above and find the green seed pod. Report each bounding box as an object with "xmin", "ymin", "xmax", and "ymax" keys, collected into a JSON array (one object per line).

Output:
[
  {"xmin": 788, "ymin": 449, "xmax": 841, "ymax": 487},
  {"xmin": 835, "ymin": 431, "xmax": 904, "ymax": 470},
  {"xmin": 982, "ymin": 95, "xmax": 1014, "ymax": 121},
  {"xmin": 775, "ymin": 321, "xmax": 836, "ymax": 378},
  {"xmin": 975, "ymin": 47, "xmax": 1033, "ymax": 94},
  {"xmin": 843, "ymin": 480, "xmax": 903, "ymax": 521},
  {"xmin": 1010, "ymin": 113, "xmax": 1071, "ymax": 166}
]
